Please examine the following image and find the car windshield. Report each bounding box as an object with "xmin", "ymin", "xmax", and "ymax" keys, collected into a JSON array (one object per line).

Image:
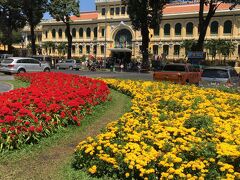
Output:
[
  {"xmin": 163, "ymin": 65, "xmax": 186, "ymax": 72},
  {"xmin": 202, "ymin": 69, "xmax": 228, "ymax": 78},
  {"xmin": 2, "ymin": 59, "xmax": 14, "ymax": 64}
]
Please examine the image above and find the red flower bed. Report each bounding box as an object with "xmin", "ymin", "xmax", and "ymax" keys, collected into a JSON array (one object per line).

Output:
[{"xmin": 0, "ymin": 72, "xmax": 110, "ymax": 151}]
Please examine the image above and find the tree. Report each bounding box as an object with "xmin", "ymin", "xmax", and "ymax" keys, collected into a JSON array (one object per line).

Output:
[
  {"xmin": 122, "ymin": 0, "xmax": 167, "ymax": 70},
  {"xmin": 21, "ymin": 0, "xmax": 48, "ymax": 55},
  {"xmin": 49, "ymin": 0, "xmax": 80, "ymax": 59},
  {"xmin": 194, "ymin": 1, "xmax": 238, "ymax": 51},
  {"xmin": 42, "ymin": 41, "xmax": 55, "ymax": 55},
  {"xmin": 57, "ymin": 42, "xmax": 67, "ymax": 57},
  {"xmin": 180, "ymin": 39, "xmax": 196, "ymax": 58},
  {"xmin": 205, "ymin": 39, "xmax": 218, "ymax": 60},
  {"xmin": 216, "ymin": 40, "xmax": 235, "ymax": 62},
  {"xmin": 0, "ymin": 0, "xmax": 26, "ymax": 53}
]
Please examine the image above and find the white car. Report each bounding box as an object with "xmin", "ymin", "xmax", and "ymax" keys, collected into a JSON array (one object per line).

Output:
[
  {"xmin": 55, "ymin": 59, "xmax": 81, "ymax": 70},
  {"xmin": 0, "ymin": 57, "xmax": 51, "ymax": 74}
]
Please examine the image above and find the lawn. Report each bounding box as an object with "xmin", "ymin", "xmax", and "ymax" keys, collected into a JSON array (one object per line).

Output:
[{"xmin": 4, "ymin": 79, "xmax": 30, "ymax": 89}]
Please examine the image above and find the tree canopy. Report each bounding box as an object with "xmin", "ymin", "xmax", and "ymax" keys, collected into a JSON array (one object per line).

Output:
[
  {"xmin": 194, "ymin": 0, "xmax": 239, "ymax": 51},
  {"xmin": 0, "ymin": 0, "xmax": 26, "ymax": 53},
  {"xmin": 122, "ymin": 0, "xmax": 167, "ymax": 70},
  {"xmin": 21, "ymin": 0, "xmax": 48, "ymax": 55},
  {"xmin": 49, "ymin": 0, "xmax": 80, "ymax": 59}
]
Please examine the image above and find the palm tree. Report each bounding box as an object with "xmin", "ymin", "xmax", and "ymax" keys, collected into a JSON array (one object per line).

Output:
[
  {"xmin": 42, "ymin": 41, "xmax": 55, "ymax": 55},
  {"xmin": 57, "ymin": 42, "xmax": 67, "ymax": 57},
  {"xmin": 213, "ymin": 39, "xmax": 235, "ymax": 64},
  {"xmin": 180, "ymin": 39, "xmax": 196, "ymax": 58},
  {"xmin": 205, "ymin": 39, "xmax": 217, "ymax": 61}
]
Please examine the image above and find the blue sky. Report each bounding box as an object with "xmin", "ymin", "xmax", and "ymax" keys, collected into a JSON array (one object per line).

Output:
[{"xmin": 44, "ymin": 0, "xmax": 95, "ymax": 19}]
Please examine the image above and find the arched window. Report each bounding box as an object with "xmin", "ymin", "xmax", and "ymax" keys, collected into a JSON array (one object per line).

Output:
[
  {"xmin": 72, "ymin": 45, "xmax": 75, "ymax": 54},
  {"xmin": 164, "ymin": 24, "xmax": 170, "ymax": 35},
  {"xmin": 79, "ymin": 45, "xmax": 83, "ymax": 54},
  {"xmin": 45, "ymin": 31, "xmax": 48, "ymax": 38},
  {"xmin": 186, "ymin": 22, "xmax": 193, "ymax": 35},
  {"xmin": 86, "ymin": 45, "xmax": 90, "ymax": 54},
  {"xmin": 72, "ymin": 28, "xmax": 76, "ymax": 38},
  {"xmin": 52, "ymin": 29, "xmax": 56, "ymax": 38},
  {"xmin": 163, "ymin": 45, "xmax": 169, "ymax": 55},
  {"xmin": 224, "ymin": 20, "xmax": 232, "ymax": 34},
  {"xmin": 79, "ymin": 28, "xmax": 83, "ymax": 38},
  {"xmin": 58, "ymin": 29, "xmax": 62, "ymax": 38},
  {"xmin": 175, "ymin": 23, "xmax": 182, "ymax": 35},
  {"xmin": 86, "ymin": 28, "xmax": 91, "ymax": 38},
  {"xmin": 154, "ymin": 25, "xmax": 160, "ymax": 36},
  {"xmin": 65, "ymin": 29, "xmax": 67, "ymax": 37},
  {"xmin": 210, "ymin": 21, "xmax": 218, "ymax": 34},
  {"xmin": 94, "ymin": 27, "xmax": 98, "ymax": 38}
]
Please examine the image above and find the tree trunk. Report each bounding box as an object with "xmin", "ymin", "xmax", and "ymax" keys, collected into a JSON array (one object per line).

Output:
[
  {"xmin": 30, "ymin": 25, "xmax": 36, "ymax": 55},
  {"xmin": 6, "ymin": 30, "xmax": 13, "ymax": 54},
  {"xmin": 195, "ymin": 24, "xmax": 208, "ymax": 51},
  {"xmin": 141, "ymin": 24, "xmax": 150, "ymax": 70},
  {"xmin": 195, "ymin": 1, "xmax": 216, "ymax": 51},
  {"xmin": 7, "ymin": 45, "xmax": 13, "ymax": 54},
  {"xmin": 65, "ymin": 20, "xmax": 72, "ymax": 59}
]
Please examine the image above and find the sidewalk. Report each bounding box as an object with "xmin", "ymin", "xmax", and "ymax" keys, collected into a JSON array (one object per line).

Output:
[{"xmin": 0, "ymin": 73, "xmax": 14, "ymax": 92}]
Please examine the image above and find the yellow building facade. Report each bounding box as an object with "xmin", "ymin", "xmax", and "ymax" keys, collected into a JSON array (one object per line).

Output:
[{"xmin": 26, "ymin": 0, "xmax": 240, "ymax": 62}]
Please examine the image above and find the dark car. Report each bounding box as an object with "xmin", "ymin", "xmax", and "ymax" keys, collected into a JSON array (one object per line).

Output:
[{"xmin": 199, "ymin": 66, "xmax": 239, "ymax": 88}]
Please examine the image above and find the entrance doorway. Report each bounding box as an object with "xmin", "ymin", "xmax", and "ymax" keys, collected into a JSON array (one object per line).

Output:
[{"xmin": 108, "ymin": 48, "xmax": 132, "ymax": 70}]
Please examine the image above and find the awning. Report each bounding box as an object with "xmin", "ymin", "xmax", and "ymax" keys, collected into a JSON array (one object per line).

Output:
[{"xmin": 109, "ymin": 48, "xmax": 132, "ymax": 53}]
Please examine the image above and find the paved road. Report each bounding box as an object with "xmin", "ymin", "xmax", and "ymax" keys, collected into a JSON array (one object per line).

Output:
[
  {"xmin": 53, "ymin": 69, "xmax": 154, "ymax": 81},
  {"xmin": 0, "ymin": 73, "xmax": 14, "ymax": 92}
]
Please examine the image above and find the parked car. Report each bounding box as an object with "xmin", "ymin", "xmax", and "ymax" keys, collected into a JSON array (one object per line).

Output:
[
  {"xmin": 55, "ymin": 59, "xmax": 81, "ymax": 70},
  {"xmin": 0, "ymin": 54, "xmax": 13, "ymax": 62},
  {"xmin": 0, "ymin": 57, "xmax": 51, "ymax": 74},
  {"xmin": 153, "ymin": 63, "xmax": 201, "ymax": 85},
  {"xmin": 32, "ymin": 55, "xmax": 54, "ymax": 68},
  {"xmin": 199, "ymin": 66, "xmax": 239, "ymax": 88}
]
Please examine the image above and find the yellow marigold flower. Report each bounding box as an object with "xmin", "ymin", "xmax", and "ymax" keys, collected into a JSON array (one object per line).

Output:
[
  {"xmin": 128, "ymin": 165, "xmax": 134, "ymax": 169},
  {"xmin": 168, "ymin": 174, "xmax": 174, "ymax": 179},
  {"xmin": 125, "ymin": 172, "xmax": 130, "ymax": 178},
  {"xmin": 220, "ymin": 167, "xmax": 225, "ymax": 172},
  {"xmin": 88, "ymin": 165, "xmax": 97, "ymax": 174}
]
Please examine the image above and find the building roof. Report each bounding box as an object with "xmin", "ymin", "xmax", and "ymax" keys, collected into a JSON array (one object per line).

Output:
[
  {"xmin": 163, "ymin": 3, "xmax": 239, "ymax": 15},
  {"xmin": 51, "ymin": 3, "xmax": 240, "ymax": 22},
  {"xmin": 70, "ymin": 11, "xmax": 98, "ymax": 21}
]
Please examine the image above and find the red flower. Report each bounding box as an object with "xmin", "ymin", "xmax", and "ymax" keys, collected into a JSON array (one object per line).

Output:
[
  {"xmin": 1, "ymin": 128, "xmax": 7, "ymax": 133},
  {"xmin": 0, "ymin": 72, "xmax": 110, "ymax": 151},
  {"xmin": 28, "ymin": 126, "xmax": 35, "ymax": 132},
  {"xmin": 25, "ymin": 121, "xmax": 30, "ymax": 126},
  {"xmin": 60, "ymin": 112, "xmax": 66, "ymax": 118},
  {"xmin": 9, "ymin": 126, "xmax": 15, "ymax": 131},
  {"xmin": 36, "ymin": 126, "xmax": 43, "ymax": 132}
]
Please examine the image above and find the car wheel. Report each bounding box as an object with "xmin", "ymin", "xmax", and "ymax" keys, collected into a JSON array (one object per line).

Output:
[
  {"xmin": 69, "ymin": 66, "xmax": 73, "ymax": 70},
  {"xmin": 56, "ymin": 66, "xmax": 60, "ymax": 70},
  {"xmin": 18, "ymin": 68, "xmax": 26, "ymax": 73},
  {"xmin": 44, "ymin": 68, "xmax": 50, "ymax": 72}
]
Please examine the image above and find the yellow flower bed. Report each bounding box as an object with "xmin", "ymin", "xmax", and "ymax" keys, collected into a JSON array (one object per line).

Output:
[{"xmin": 73, "ymin": 79, "xmax": 240, "ymax": 179}]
